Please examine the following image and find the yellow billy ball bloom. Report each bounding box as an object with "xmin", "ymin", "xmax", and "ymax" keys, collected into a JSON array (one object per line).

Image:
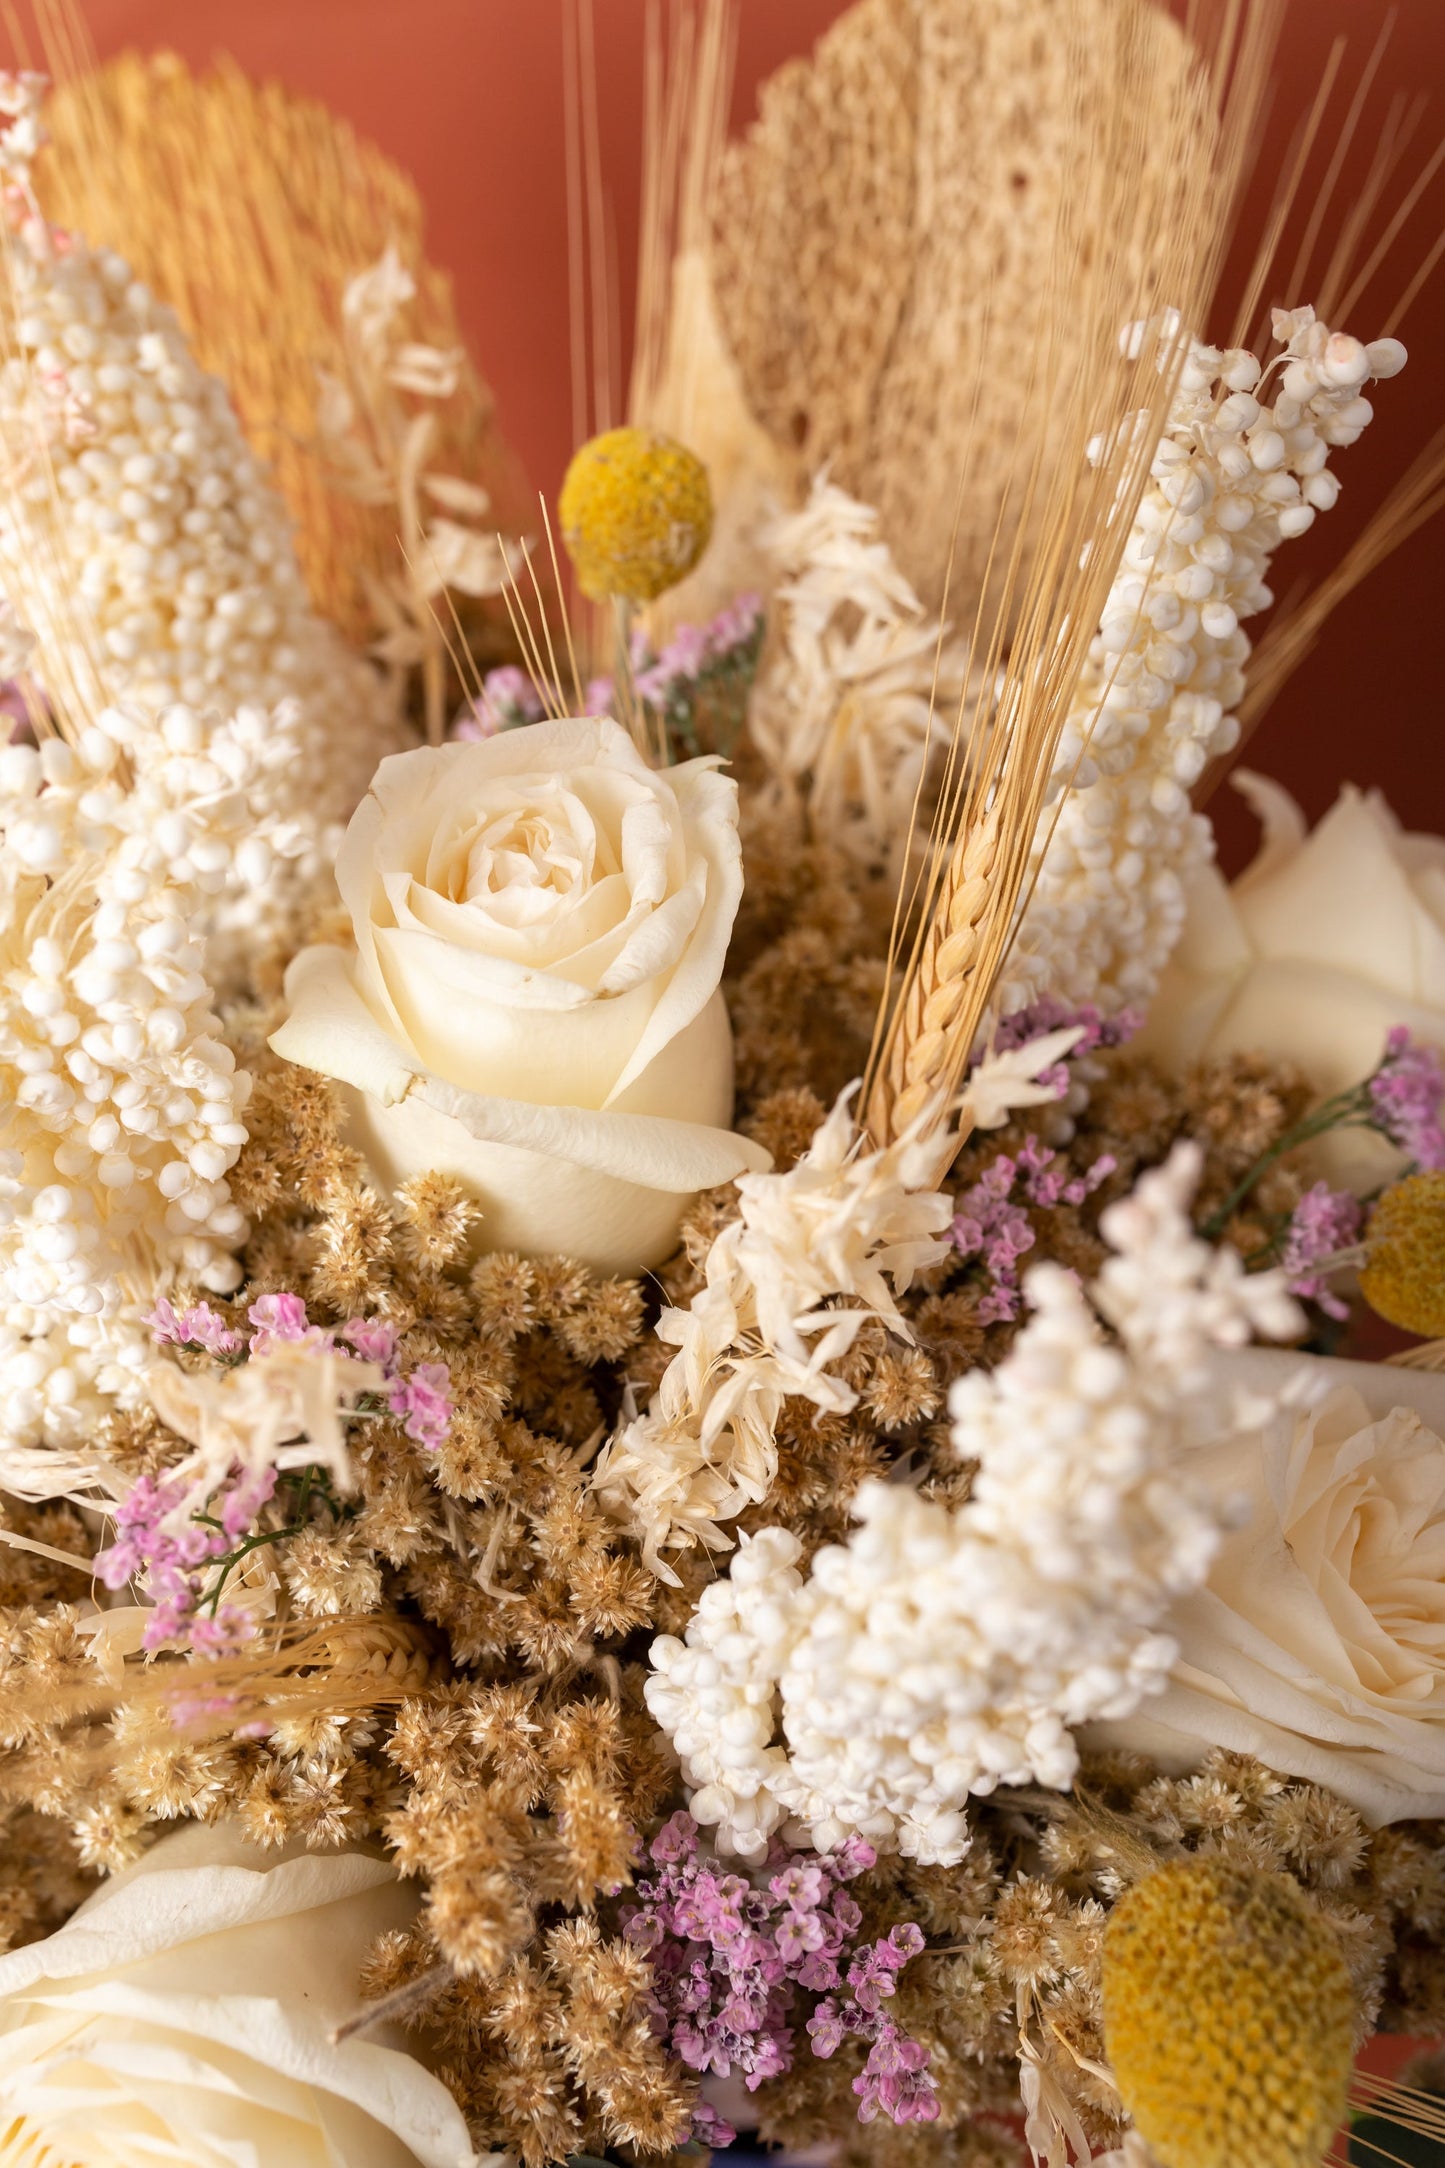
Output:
[
  {"xmin": 1359, "ymin": 1170, "xmax": 1445, "ymax": 1337},
  {"xmin": 559, "ymin": 426, "xmax": 713, "ymax": 602},
  {"xmin": 1101, "ymin": 1857, "xmax": 1353, "ymax": 2168}
]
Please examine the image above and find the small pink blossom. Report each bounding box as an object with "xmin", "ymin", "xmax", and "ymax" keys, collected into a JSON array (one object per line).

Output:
[
  {"xmin": 624, "ymin": 1813, "xmax": 932, "ymax": 2141},
  {"xmin": 387, "ymin": 1361, "xmax": 454, "ymax": 1451},
  {"xmin": 246, "ymin": 1290, "xmax": 317, "ymax": 1355},
  {"xmin": 1369, "ymin": 1028, "xmax": 1445, "ymax": 1169},
  {"xmin": 1280, "ymin": 1182, "xmax": 1362, "ymax": 1320},
  {"xmin": 341, "ymin": 1316, "xmax": 399, "ymax": 1369},
  {"xmin": 145, "ymin": 1297, "xmax": 242, "ymax": 1355}
]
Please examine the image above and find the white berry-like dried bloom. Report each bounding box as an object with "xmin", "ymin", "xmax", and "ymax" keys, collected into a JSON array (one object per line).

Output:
[
  {"xmin": 645, "ymin": 1145, "xmax": 1301, "ymax": 1864},
  {"xmin": 594, "ymin": 1085, "xmax": 955, "ymax": 1574},
  {"xmin": 1008, "ymin": 306, "xmax": 1404, "ymax": 1015},
  {"xmin": 747, "ymin": 475, "xmax": 976, "ymax": 872},
  {"xmin": 0, "ymin": 699, "xmax": 271, "ymax": 1478},
  {"xmin": 0, "ymin": 74, "xmax": 403, "ymax": 980}
]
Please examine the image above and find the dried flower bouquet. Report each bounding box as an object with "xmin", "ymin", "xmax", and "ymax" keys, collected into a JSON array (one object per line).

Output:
[{"xmin": 0, "ymin": 5, "xmax": 1444, "ymax": 2168}]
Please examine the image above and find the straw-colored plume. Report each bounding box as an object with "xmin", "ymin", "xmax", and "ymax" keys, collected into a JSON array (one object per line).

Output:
[{"xmin": 34, "ymin": 50, "xmax": 512, "ymax": 643}]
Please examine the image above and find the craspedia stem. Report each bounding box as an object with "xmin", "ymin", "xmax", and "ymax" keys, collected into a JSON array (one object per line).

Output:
[{"xmin": 1101, "ymin": 1857, "xmax": 1355, "ymax": 2168}]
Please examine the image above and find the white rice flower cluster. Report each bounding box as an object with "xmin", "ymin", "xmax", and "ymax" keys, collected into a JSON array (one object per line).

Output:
[
  {"xmin": 748, "ymin": 475, "xmax": 974, "ymax": 870},
  {"xmin": 645, "ymin": 1145, "xmax": 1301, "ymax": 1866},
  {"xmin": 0, "ymin": 75, "xmax": 403, "ymax": 980},
  {"xmin": 1008, "ymin": 306, "xmax": 1406, "ymax": 1014},
  {"xmin": 0, "ymin": 696, "xmax": 272, "ymax": 1477},
  {"xmin": 594, "ymin": 1086, "xmax": 955, "ymax": 1576}
]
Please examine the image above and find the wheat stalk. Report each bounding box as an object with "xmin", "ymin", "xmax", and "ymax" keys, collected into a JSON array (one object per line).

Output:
[{"xmin": 879, "ymin": 803, "xmax": 1001, "ymax": 1137}]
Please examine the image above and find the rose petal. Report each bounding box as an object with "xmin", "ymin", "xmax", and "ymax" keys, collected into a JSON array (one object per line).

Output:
[
  {"xmin": 1086, "ymin": 1348, "xmax": 1445, "ymax": 1824},
  {"xmin": 607, "ymin": 755, "xmax": 743, "ymax": 1103},
  {"xmin": 270, "ymin": 945, "xmax": 419, "ymax": 1107},
  {"xmin": 0, "ymin": 1826, "xmax": 477, "ymax": 2168}
]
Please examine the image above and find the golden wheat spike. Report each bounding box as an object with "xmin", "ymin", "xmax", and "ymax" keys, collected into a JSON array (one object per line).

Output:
[
  {"xmin": 859, "ymin": 0, "xmax": 1271, "ymax": 1153},
  {"xmin": 33, "ymin": 49, "xmax": 512, "ymax": 645}
]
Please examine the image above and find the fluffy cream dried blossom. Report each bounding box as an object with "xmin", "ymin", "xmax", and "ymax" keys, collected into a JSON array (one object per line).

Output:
[
  {"xmin": 0, "ymin": 698, "xmax": 273, "ymax": 1477},
  {"xmin": 145, "ymin": 1341, "xmax": 384, "ymax": 1509},
  {"xmin": 0, "ymin": 75, "xmax": 404, "ymax": 980},
  {"xmin": 645, "ymin": 1146, "xmax": 1302, "ymax": 1865},
  {"xmin": 593, "ymin": 1086, "xmax": 954, "ymax": 1575},
  {"xmin": 1009, "ymin": 307, "xmax": 1405, "ymax": 1015},
  {"xmin": 747, "ymin": 475, "xmax": 974, "ymax": 870}
]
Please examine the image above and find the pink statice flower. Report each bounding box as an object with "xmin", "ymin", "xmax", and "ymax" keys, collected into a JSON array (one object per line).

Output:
[
  {"xmin": 624, "ymin": 1811, "xmax": 936, "ymax": 2143},
  {"xmin": 387, "ymin": 1361, "xmax": 454, "ymax": 1452},
  {"xmin": 341, "ymin": 1316, "xmax": 399, "ymax": 1370},
  {"xmin": 952, "ymin": 1135, "xmax": 1116, "ymax": 1323},
  {"xmin": 94, "ymin": 1463, "xmax": 277, "ymax": 1653},
  {"xmin": 984, "ymin": 995, "xmax": 1142, "ymax": 1099},
  {"xmin": 186, "ymin": 1607, "xmax": 256, "ymax": 1659},
  {"xmin": 246, "ymin": 1289, "xmax": 315, "ymax": 1354},
  {"xmin": 145, "ymin": 1297, "xmax": 242, "ymax": 1356},
  {"xmin": 1280, "ymin": 1182, "xmax": 1363, "ymax": 1320},
  {"xmin": 1368, "ymin": 1028, "xmax": 1445, "ymax": 1169},
  {"xmin": 454, "ymin": 665, "xmax": 546, "ymax": 740}
]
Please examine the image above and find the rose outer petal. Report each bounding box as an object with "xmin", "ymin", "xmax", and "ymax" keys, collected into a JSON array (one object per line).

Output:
[{"xmin": 270, "ymin": 944, "xmax": 770, "ymax": 1274}]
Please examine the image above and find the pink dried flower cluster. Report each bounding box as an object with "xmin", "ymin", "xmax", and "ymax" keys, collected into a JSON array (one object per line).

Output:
[
  {"xmin": 106, "ymin": 1294, "xmax": 454, "ymax": 1647},
  {"xmin": 145, "ymin": 1292, "xmax": 451, "ymax": 1449},
  {"xmin": 630, "ymin": 591, "xmax": 764, "ymax": 714},
  {"xmin": 952, "ymin": 1135, "xmax": 1117, "ymax": 1323},
  {"xmin": 386, "ymin": 1362, "xmax": 453, "ymax": 1452},
  {"xmin": 145, "ymin": 1297, "xmax": 242, "ymax": 1356},
  {"xmin": 456, "ymin": 597, "xmax": 765, "ymax": 754},
  {"xmin": 986, "ymin": 995, "xmax": 1142, "ymax": 1098},
  {"xmin": 1368, "ymin": 1027, "xmax": 1445, "ymax": 1169},
  {"xmin": 1279, "ymin": 1181, "xmax": 1363, "ymax": 1320},
  {"xmin": 455, "ymin": 664, "xmax": 612, "ymax": 741},
  {"xmin": 624, "ymin": 1812, "xmax": 937, "ymax": 2142},
  {"xmin": 95, "ymin": 1462, "xmax": 275, "ymax": 1651}
]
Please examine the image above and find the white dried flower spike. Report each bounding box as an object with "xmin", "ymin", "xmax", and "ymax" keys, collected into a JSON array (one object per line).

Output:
[
  {"xmin": 645, "ymin": 1145, "xmax": 1301, "ymax": 1865},
  {"xmin": 0, "ymin": 697, "xmax": 271, "ymax": 1477},
  {"xmin": 594, "ymin": 1084, "xmax": 955, "ymax": 1574},
  {"xmin": 1010, "ymin": 304, "xmax": 1403, "ymax": 1015},
  {"xmin": 0, "ymin": 72, "xmax": 404, "ymax": 984}
]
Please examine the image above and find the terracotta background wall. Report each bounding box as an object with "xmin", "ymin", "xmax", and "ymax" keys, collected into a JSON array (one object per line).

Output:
[{"xmin": 48, "ymin": 1, "xmax": 1445, "ymax": 868}]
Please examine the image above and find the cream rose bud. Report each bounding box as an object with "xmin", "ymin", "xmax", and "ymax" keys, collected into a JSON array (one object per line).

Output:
[
  {"xmin": 1086, "ymin": 1347, "xmax": 1445, "ymax": 1824},
  {"xmin": 1142, "ymin": 773, "xmax": 1445, "ymax": 1190},
  {"xmin": 0, "ymin": 1823, "xmax": 480, "ymax": 2168},
  {"xmin": 271, "ymin": 717, "xmax": 769, "ymax": 1274}
]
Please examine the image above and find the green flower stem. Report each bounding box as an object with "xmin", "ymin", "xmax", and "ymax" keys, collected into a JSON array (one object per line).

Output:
[{"xmin": 1199, "ymin": 1089, "xmax": 1368, "ymax": 1241}]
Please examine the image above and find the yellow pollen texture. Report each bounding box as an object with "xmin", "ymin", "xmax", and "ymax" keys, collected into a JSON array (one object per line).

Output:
[
  {"xmin": 559, "ymin": 426, "xmax": 713, "ymax": 603},
  {"xmin": 1100, "ymin": 1857, "xmax": 1354, "ymax": 2168},
  {"xmin": 1360, "ymin": 1170, "xmax": 1445, "ymax": 1337}
]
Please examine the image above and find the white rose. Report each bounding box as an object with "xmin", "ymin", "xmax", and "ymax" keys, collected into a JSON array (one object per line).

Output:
[
  {"xmin": 1142, "ymin": 775, "xmax": 1445, "ymax": 1188},
  {"xmin": 271, "ymin": 717, "xmax": 768, "ymax": 1273},
  {"xmin": 1088, "ymin": 1347, "xmax": 1445, "ymax": 1823},
  {"xmin": 0, "ymin": 1823, "xmax": 479, "ymax": 2168}
]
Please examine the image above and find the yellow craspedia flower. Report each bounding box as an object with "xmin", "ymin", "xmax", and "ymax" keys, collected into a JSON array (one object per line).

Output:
[
  {"xmin": 1359, "ymin": 1170, "xmax": 1445, "ymax": 1336},
  {"xmin": 559, "ymin": 426, "xmax": 713, "ymax": 603},
  {"xmin": 1101, "ymin": 1858, "xmax": 1353, "ymax": 2168}
]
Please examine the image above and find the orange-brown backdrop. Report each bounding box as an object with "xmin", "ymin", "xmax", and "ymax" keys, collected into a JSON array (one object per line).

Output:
[{"xmin": 59, "ymin": 1, "xmax": 1445, "ymax": 869}]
